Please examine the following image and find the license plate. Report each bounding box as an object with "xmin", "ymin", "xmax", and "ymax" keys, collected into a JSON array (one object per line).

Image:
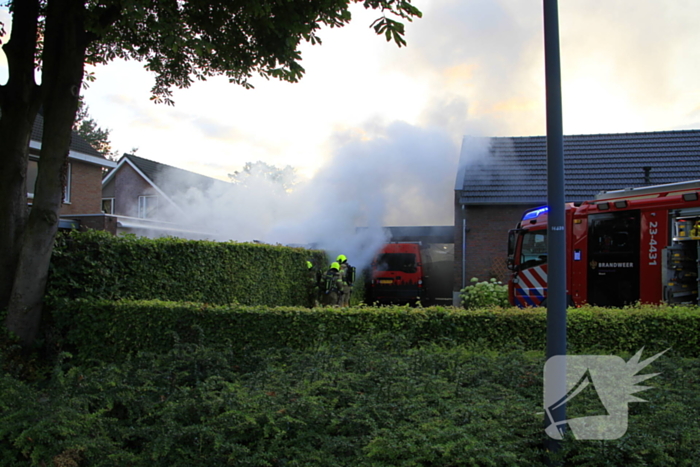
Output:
[{"xmin": 379, "ymin": 279, "xmax": 393, "ymax": 284}]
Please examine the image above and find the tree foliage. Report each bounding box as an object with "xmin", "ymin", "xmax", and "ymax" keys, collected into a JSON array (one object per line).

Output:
[
  {"xmin": 73, "ymin": 99, "xmax": 115, "ymax": 159},
  {"xmin": 0, "ymin": 0, "xmax": 422, "ymax": 348},
  {"xmin": 228, "ymin": 160, "xmax": 298, "ymax": 192},
  {"xmin": 84, "ymin": 0, "xmax": 423, "ymax": 105}
]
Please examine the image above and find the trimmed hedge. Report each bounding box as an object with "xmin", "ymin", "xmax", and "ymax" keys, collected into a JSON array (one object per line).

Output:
[
  {"xmin": 52, "ymin": 300, "xmax": 700, "ymax": 361},
  {"xmin": 3, "ymin": 336, "xmax": 700, "ymax": 466},
  {"xmin": 47, "ymin": 230, "xmax": 326, "ymax": 307}
]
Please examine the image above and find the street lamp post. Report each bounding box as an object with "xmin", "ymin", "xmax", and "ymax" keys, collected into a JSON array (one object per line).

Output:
[{"xmin": 543, "ymin": 0, "xmax": 567, "ymax": 456}]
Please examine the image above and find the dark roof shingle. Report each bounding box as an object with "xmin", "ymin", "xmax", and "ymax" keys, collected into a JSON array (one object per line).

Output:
[
  {"xmin": 31, "ymin": 113, "xmax": 104, "ymax": 158},
  {"xmin": 457, "ymin": 129, "xmax": 700, "ymax": 204},
  {"xmin": 124, "ymin": 154, "xmax": 231, "ymax": 201}
]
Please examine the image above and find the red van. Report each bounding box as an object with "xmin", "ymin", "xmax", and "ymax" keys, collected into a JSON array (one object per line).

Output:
[{"xmin": 369, "ymin": 242, "xmax": 425, "ymax": 304}]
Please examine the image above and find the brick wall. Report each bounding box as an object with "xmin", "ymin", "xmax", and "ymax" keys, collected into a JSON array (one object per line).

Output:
[
  {"xmin": 454, "ymin": 200, "xmax": 541, "ymax": 291},
  {"xmin": 69, "ymin": 214, "xmax": 118, "ymax": 235},
  {"xmin": 113, "ymin": 162, "xmax": 157, "ymax": 218},
  {"xmin": 60, "ymin": 160, "xmax": 104, "ymax": 215},
  {"xmin": 453, "ymin": 193, "xmax": 466, "ymax": 291}
]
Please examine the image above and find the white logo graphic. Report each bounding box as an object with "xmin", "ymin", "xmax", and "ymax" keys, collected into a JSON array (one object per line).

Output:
[{"xmin": 544, "ymin": 349, "xmax": 667, "ymax": 440}]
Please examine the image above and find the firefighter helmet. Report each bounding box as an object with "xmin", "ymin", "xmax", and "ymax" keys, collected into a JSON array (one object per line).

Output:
[
  {"xmin": 306, "ymin": 261, "xmax": 313, "ymax": 269},
  {"xmin": 336, "ymin": 254, "xmax": 347, "ymax": 264},
  {"xmin": 330, "ymin": 262, "xmax": 340, "ymax": 271}
]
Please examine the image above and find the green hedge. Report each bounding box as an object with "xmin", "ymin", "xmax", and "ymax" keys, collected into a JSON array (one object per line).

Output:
[
  {"xmin": 0, "ymin": 340, "xmax": 552, "ymax": 466},
  {"xmin": 52, "ymin": 300, "xmax": 700, "ymax": 361},
  {"xmin": 2, "ymin": 336, "xmax": 700, "ymax": 466},
  {"xmin": 47, "ymin": 230, "xmax": 326, "ymax": 307}
]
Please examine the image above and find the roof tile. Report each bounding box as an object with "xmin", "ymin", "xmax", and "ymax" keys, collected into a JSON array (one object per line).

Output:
[
  {"xmin": 32, "ymin": 113, "xmax": 104, "ymax": 158},
  {"xmin": 457, "ymin": 130, "xmax": 700, "ymax": 204},
  {"xmin": 123, "ymin": 154, "xmax": 231, "ymax": 202}
]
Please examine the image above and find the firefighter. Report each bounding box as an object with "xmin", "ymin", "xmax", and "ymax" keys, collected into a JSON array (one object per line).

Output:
[
  {"xmin": 336, "ymin": 254, "xmax": 355, "ymax": 307},
  {"xmin": 306, "ymin": 261, "xmax": 321, "ymax": 308},
  {"xmin": 321, "ymin": 262, "xmax": 344, "ymax": 307}
]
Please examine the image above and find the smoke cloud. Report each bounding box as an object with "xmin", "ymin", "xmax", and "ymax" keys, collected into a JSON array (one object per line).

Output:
[{"xmin": 154, "ymin": 119, "xmax": 460, "ymax": 270}]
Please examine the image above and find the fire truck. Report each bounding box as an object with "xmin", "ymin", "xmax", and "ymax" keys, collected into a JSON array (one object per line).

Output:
[{"xmin": 507, "ymin": 180, "xmax": 700, "ymax": 307}]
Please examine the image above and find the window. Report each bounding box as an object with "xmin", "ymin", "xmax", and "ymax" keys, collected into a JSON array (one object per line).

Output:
[
  {"xmin": 27, "ymin": 159, "xmax": 38, "ymax": 199},
  {"xmin": 101, "ymin": 198, "xmax": 115, "ymax": 214},
  {"xmin": 375, "ymin": 253, "xmax": 417, "ymax": 273},
  {"xmin": 588, "ymin": 212, "xmax": 639, "ymax": 255},
  {"xmin": 520, "ymin": 231, "xmax": 548, "ymax": 267},
  {"xmin": 64, "ymin": 163, "xmax": 71, "ymax": 203},
  {"xmin": 138, "ymin": 195, "xmax": 158, "ymax": 219},
  {"xmin": 27, "ymin": 159, "xmax": 71, "ymax": 203}
]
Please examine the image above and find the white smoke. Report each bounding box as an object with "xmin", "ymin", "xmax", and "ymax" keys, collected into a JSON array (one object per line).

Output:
[{"xmin": 157, "ymin": 119, "xmax": 460, "ymax": 271}]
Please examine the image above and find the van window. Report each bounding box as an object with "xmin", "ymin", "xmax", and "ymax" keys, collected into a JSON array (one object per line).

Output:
[
  {"xmin": 520, "ymin": 231, "xmax": 547, "ymax": 267},
  {"xmin": 375, "ymin": 253, "xmax": 417, "ymax": 273}
]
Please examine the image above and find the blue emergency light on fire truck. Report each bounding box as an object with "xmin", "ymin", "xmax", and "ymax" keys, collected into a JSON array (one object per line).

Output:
[{"xmin": 507, "ymin": 180, "xmax": 700, "ymax": 307}]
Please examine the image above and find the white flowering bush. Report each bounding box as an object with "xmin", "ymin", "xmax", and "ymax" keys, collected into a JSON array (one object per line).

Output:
[{"xmin": 460, "ymin": 277, "xmax": 509, "ymax": 309}]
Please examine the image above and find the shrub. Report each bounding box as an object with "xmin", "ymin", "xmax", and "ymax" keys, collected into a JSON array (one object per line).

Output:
[
  {"xmin": 49, "ymin": 300, "xmax": 546, "ymax": 362},
  {"xmin": 460, "ymin": 277, "xmax": 509, "ymax": 309},
  {"xmin": 49, "ymin": 301, "xmax": 700, "ymax": 363},
  {"xmin": 47, "ymin": 230, "xmax": 326, "ymax": 307},
  {"xmin": 0, "ymin": 337, "xmax": 546, "ymax": 466},
  {"xmin": 3, "ymin": 336, "xmax": 700, "ymax": 466}
]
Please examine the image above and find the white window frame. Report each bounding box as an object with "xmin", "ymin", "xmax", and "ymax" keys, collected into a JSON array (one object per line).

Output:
[
  {"xmin": 63, "ymin": 162, "xmax": 72, "ymax": 204},
  {"xmin": 101, "ymin": 197, "xmax": 115, "ymax": 214},
  {"xmin": 137, "ymin": 195, "xmax": 158, "ymax": 219}
]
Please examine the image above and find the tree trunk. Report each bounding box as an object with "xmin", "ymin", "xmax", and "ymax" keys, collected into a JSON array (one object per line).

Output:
[
  {"xmin": 0, "ymin": 0, "xmax": 41, "ymax": 313},
  {"xmin": 5, "ymin": 0, "xmax": 89, "ymax": 348}
]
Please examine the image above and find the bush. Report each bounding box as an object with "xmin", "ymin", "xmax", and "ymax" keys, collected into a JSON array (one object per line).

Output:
[
  {"xmin": 49, "ymin": 300, "xmax": 543, "ymax": 362},
  {"xmin": 47, "ymin": 230, "xmax": 326, "ymax": 307},
  {"xmin": 460, "ymin": 277, "xmax": 509, "ymax": 309},
  {"xmin": 49, "ymin": 301, "xmax": 700, "ymax": 363},
  {"xmin": 3, "ymin": 335, "xmax": 700, "ymax": 466},
  {"xmin": 0, "ymin": 337, "xmax": 546, "ymax": 466}
]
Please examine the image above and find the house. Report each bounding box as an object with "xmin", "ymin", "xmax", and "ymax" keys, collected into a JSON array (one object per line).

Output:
[
  {"xmin": 101, "ymin": 154, "xmax": 231, "ymax": 238},
  {"xmin": 453, "ymin": 129, "xmax": 700, "ymax": 298},
  {"xmin": 29, "ymin": 113, "xmax": 117, "ymax": 229}
]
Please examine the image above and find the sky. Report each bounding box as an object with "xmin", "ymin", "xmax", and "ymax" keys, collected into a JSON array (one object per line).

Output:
[
  {"xmin": 66, "ymin": 0, "xmax": 700, "ymax": 182},
  {"xmin": 2, "ymin": 1, "xmax": 700, "ymax": 261}
]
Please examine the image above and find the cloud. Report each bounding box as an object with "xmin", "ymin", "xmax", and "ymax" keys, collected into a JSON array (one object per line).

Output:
[
  {"xmin": 191, "ymin": 116, "xmax": 241, "ymax": 141},
  {"xmin": 374, "ymin": 0, "xmax": 545, "ymax": 136},
  {"xmin": 560, "ymin": 1, "xmax": 699, "ymax": 104}
]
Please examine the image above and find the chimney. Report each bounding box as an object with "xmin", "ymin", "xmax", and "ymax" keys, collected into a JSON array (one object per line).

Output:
[{"xmin": 643, "ymin": 166, "xmax": 652, "ymax": 184}]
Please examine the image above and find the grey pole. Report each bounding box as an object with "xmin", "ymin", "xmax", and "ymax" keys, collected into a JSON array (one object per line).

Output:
[{"xmin": 543, "ymin": 0, "xmax": 567, "ymax": 453}]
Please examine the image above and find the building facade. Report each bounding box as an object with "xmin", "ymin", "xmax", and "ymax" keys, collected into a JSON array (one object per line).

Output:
[{"xmin": 28, "ymin": 113, "xmax": 116, "ymax": 228}]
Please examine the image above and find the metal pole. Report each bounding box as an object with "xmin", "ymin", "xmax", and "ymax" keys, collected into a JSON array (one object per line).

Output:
[
  {"xmin": 543, "ymin": 0, "xmax": 567, "ymax": 455},
  {"xmin": 462, "ymin": 218, "xmax": 466, "ymax": 289}
]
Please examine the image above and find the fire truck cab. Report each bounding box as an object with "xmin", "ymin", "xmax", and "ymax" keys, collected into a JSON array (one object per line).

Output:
[{"xmin": 507, "ymin": 180, "xmax": 700, "ymax": 307}]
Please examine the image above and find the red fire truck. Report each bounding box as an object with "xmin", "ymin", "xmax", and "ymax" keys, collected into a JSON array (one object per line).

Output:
[{"xmin": 507, "ymin": 180, "xmax": 700, "ymax": 307}]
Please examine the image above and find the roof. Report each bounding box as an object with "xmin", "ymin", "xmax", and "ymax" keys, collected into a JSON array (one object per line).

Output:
[
  {"xmin": 354, "ymin": 226, "xmax": 455, "ymax": 244},
  {"xmin": 31, "ymin": 113, "xmax": 104, "ymax": 158},
  {"xmin": 108, "ymin": 153, "xmax": 231, "ymax": 202},
  {"xmin": 384, "ymin": 226, "xmax": 454, "ymax": 244},
  {"xmin": 456, "ymin": 129, "xmax": 700, "ymax": 205}
]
